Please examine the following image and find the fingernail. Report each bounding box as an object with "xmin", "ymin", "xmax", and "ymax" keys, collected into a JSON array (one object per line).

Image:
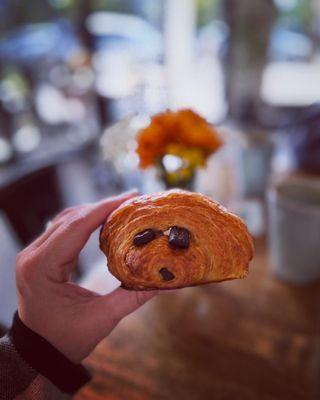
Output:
[
  {"xmin": 97, "ymin": 190, "xmax": 139, "ymax": 206},
  {"xmin": 120, "ymin": 189, "xmax": 139, "ymax": 197}
]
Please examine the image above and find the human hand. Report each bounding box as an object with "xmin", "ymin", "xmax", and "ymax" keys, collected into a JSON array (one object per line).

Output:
[{"xmin": 16, "ymin": 190, "xmax": 158, "ymax": 364}]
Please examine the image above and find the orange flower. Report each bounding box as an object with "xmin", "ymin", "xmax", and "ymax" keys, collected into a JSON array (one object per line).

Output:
[{"xmin": 136, "ymin": 109, "xmax": 223, "ymax": 168}]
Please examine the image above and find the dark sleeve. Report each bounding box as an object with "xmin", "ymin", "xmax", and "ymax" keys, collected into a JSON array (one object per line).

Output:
[
  {"xmin": 0, "ymin": 334, "xmax": 37, "ymax": 399},
  {"xmin": 0, "ymin": 312, "xmax": 91, "ymax": 399}
]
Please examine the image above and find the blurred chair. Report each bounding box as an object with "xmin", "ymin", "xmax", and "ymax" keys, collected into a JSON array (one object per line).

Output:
[
  {"xmin": 0, "ymin": 212, "xmax": 21, "ymax": 331},
  {"xmin": 0, "ymin": 163, "xmax": 63, "ymax": 246},
  {"xmin": 0, "ymin": 158, "xmax": 89, "ymax": 329},
  {"xmin": 0, "ymin": 163, "xmax": 63, "ymax": 329},
  {"xmin": 0, "ymin": 148, "xmax": 116, "ymax": 329}
]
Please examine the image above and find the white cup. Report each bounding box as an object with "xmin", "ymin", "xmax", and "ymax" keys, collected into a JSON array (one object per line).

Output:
[{"xmin": 267, "ymin": 176, "xmax": 320, "ymax": 285}]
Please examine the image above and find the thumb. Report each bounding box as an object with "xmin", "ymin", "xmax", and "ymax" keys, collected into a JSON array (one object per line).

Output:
[{"xmin": 98, "ymin": 287, "xmax": 158, "ymax": 325}]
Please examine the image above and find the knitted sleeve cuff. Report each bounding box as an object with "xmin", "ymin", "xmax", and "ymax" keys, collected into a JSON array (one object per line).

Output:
[{"xmin": 9, "ymin": 312, "xmax": 91, "ymax": 395}]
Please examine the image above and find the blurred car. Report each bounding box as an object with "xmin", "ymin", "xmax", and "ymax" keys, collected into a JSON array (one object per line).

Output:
[
  {"xmin": 86, "ymin": 12, "xmax": 163, "ymax": 63},
  {"xmin": 0, "ymin": 11, "xmax": 163, "ymax": 65},
  {"xmin": 269, "ymin": 26, "xmax": 313, "ymax": 61},
  {"xmin": 0, "ymin": 20, "xmax": 80, "ymax": 64}
]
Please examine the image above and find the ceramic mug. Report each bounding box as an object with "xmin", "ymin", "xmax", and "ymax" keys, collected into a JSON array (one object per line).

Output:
[{"xmin": 267, "ymin": 176, "xmax": 320, "ymax": 285}]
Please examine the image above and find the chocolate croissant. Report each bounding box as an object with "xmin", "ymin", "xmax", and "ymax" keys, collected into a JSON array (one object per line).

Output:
[{"xmin": 99, "ymin": 190, "xmax": 254, "ymax": 290}]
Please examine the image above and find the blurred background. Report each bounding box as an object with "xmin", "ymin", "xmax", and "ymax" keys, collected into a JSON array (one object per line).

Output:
[{"xmin": 0, "ymin": 1, "xmax": 320, "ymax": 399}]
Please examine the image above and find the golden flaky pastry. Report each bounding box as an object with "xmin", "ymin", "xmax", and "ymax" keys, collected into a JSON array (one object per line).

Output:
[{"xmin": 99, "ymin": 190, "xmax": 254, "ymax": 290}]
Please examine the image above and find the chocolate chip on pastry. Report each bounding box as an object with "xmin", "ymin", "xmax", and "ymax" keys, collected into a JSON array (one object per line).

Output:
[
  {"xmin": 99, "ymin": 189, "xmax": 254, "ymax": 290},
  {"xmin": 168, "ymin": 226, "xmax": 190, "ymax": 249},
  {"xmin": 159, "ymin": 268, "xmax": 175, "ymax": 281},
  {"xmin": 133, "ymin": 229, "xmax": 156, "ymax": 246}
]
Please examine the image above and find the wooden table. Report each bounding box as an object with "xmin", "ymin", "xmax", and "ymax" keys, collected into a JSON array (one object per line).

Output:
[{"xmin": 76, "ymin": 239, "xmax": 320, "ymax": 400}]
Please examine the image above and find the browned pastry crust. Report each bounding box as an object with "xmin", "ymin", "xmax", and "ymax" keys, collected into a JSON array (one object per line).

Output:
[{"xmin": 99, "ymin": 190, "xmax": 254, "ymax": 290}]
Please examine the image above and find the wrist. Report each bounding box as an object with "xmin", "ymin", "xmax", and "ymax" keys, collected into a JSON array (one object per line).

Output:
[
  {"xmin": 9, "ymin": 312, "xmax": 91, "ymax": 395},
  {"xmin": 18, "ymin": 306, "xmax": 87, "ymax": 364}
]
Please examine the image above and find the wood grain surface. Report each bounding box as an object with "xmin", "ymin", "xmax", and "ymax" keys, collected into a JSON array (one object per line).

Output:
[{"xmin": 76, "ymin": 239, "xmax": 320, "ymax": 400}]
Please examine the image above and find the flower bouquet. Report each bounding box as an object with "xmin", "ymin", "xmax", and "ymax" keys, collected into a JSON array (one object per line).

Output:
[{"xmin": 136, "ymin": 109, "xmax": 223, "ymax": 190}]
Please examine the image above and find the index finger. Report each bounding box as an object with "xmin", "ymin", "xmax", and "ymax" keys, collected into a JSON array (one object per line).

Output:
[{"xmin": 40, "ymin": 190, "xmax": 138, "ymax": 264}]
